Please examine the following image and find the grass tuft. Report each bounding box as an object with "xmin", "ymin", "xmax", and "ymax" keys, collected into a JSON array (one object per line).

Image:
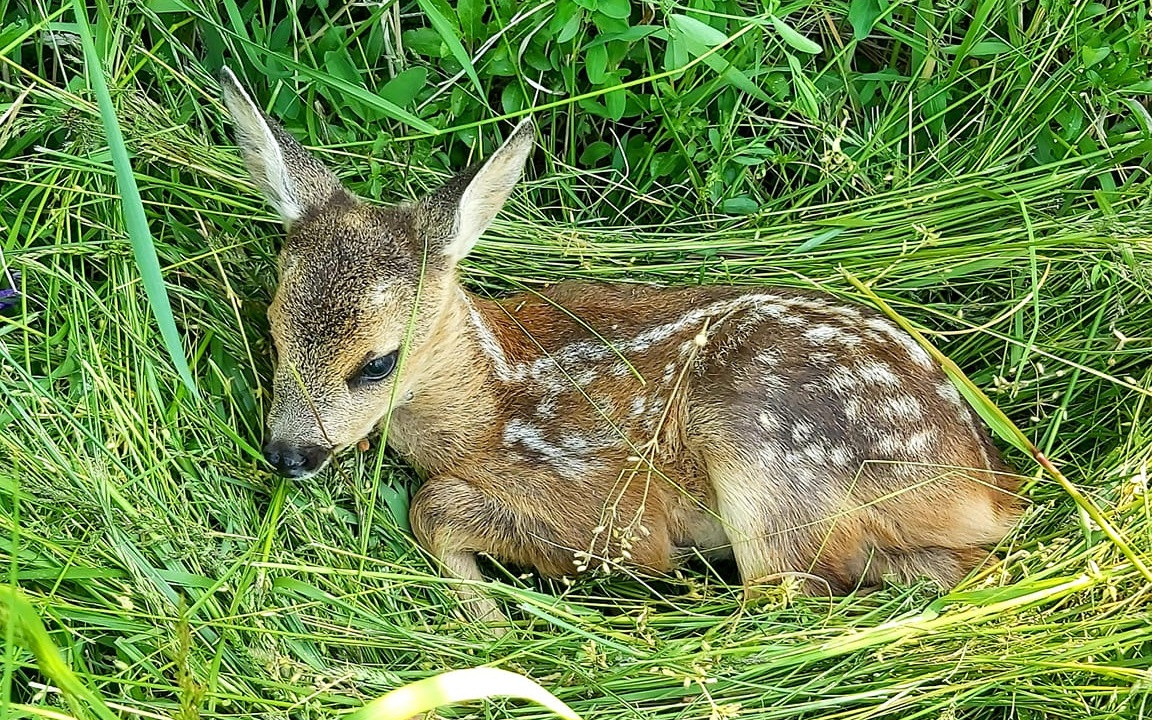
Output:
[{"xmin": 2, "ymin": 0, "xmax": 1151, "ymax": 719}]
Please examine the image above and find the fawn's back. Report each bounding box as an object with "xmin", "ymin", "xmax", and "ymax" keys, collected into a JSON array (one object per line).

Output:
[{"xmin": 394, "ymin": 281, "xmax": 1018, "ymax": 592}]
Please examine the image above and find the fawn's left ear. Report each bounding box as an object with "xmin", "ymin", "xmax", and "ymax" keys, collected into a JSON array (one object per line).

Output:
[
  {"xmin": 219, "ymin": 66, "xmax": 348, "ymax": 227},
  {"xmin": 420, "ymin": 118, "xmax": 535, "ymax": 263}
]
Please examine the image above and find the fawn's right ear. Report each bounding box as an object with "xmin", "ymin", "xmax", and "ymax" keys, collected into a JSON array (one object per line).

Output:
[
  {"xmin": 419, "ymin": 118, "xmax": 535, "ymax": 264},
  {"xmin": 219, "ymin": 67, "xmax": 347, "ymax": 227}
]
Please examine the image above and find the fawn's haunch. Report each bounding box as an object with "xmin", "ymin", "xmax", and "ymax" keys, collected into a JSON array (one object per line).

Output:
[{"xmin": 221, "ymin": 67, "xmax": 1021, "ymax": 627}]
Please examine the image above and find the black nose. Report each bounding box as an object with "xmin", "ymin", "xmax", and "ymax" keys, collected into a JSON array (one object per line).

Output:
[{"xmin": 262, "ymin": 441, "xmax": 329, "ymax": 477}]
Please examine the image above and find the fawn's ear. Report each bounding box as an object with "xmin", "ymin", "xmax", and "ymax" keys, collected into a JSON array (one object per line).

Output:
[
  {"xmin": 421, "ymin": 118, "xmax": 534, "ymax": 263},
  {"xmin": 219, "ymin": 66, "xmax": 347, "ymax": 226}
]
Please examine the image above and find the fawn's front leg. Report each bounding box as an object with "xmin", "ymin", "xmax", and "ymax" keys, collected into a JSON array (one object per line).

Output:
[{"xmin": 409, "ymin": 476, "xmax": 512, "ymax": 633}]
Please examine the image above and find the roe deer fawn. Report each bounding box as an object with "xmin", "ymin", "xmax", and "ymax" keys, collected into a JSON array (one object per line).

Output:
[{"xmin": 220, "ymin": 68, "xmax": 1020, "ymax": 630}]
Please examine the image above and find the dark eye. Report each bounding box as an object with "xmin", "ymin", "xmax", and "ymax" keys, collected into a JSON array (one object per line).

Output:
[{"xmin": 356, "ymin": 351, "xmax": 398, "ymax": 384}]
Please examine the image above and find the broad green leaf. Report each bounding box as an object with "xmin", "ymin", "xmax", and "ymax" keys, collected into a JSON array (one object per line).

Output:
[
  {"xmin": 557, "ymin": 8, "xmax": 584, "ymax": 43},
  {"xmin": 415, "ymin": 0, "xmax": 485, "ymax": 97},
  {"xmin": 146, "ymin": 0, "xmax": 186, "ymax": 11},
  {"xmin": 770, "ymin": 15, "xmax": 822, "ymax": 54},
  {"xmin": 501, "ymin": 82, "xmax": 525, "ymax": 114},
  {"xmin": 579, "ymin": 140, "xmax": 614, "ymax": 164},
  {"xmin": 458, "ymin": 0, "xmax": 485, "ymax": 36},
  {"xmin": 786, "ymin": 52, "xmax": 822, "ymax": 119},
  {"xmin": 347, "ymin": 667, "xmax": 581, "ymax": 720},
  {"xmin": 848, "ymin": 0, "xmax": 882, "ymax": 40},
  {"xmin": 597, "ymin": 0, "xmax": 631, "ymax": 20},
  {"xmin": 605, "ymin": 86, "xmax": 626, "ymax": 120},
  {"xmin": 403, "ymin": 26, "xmax": 443, "ymax": 56},
  {"xmin": 663, "ymin": 32, "xmax": 689, "ymax": 71},
  {"xmin": 1081, "ymin": 45, "xmax": 1110, "ymax": 67},
  {"xmin": 586, "ymin": 43, "xmax": 608, "ymax": 84},
  {"xmin": 380, "ymin": 67, "xmax": 428, "ymax": 107},
  {"xmin": 324, "ymin": 48, "xmax": 363, "ymax": 89},
  {"xmin": 592, "ymin": 24, "xmax": 661, "ymax": 44},
  {"xmin": 720, "ymin": 196, "xmax": 759, "ymax": 215},
  {"xmin": 668, "ymin": 13, "xmax": 727, "ymax": 46}
]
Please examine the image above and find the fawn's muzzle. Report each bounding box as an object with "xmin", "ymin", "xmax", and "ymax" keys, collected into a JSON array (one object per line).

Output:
[{"xmin": 263, "ymin": 441, "xmax": 329, "ymax": 478}]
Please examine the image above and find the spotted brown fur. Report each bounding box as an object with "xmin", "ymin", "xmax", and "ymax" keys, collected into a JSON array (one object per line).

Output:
[{"xmin": 220, "ymin": 68, "xmax": 1022, "ymax": 631}]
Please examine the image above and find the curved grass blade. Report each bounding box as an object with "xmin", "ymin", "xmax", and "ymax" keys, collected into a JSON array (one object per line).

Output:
[
  {"xmin": 346, "ymin": 667, "xmax": 581, "ymax": 720},
  {"xmin": 70, "ymin": 0, "xmax": 199, "ymax": 399},
  {"xmin": 770, "ymin": 15, "xmax": 823, "ymax": 54},
  {"xmin": 415, "ymin": 0, "xmax": 485, "ymax": 99},
  {"xmin": 0, "ymin": 587, "xmax": 119, "ymax": 720},
  {"xmin": 669, "ymin": 14, "xmax": 771, "ymax": 103}
]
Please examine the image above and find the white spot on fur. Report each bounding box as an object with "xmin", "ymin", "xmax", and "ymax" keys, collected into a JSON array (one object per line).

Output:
[
  {"xmin": 856, "ymin": 360, "xmax": 901, "ymax": 387},
  {"xmin": 826, "ymin": 366, "xmax": 860, "ymax": 394},
  {"xmin": 502, "ymin": 419, "xmax": 616, "ymax": 478},
  {"xmin": 936, "ymin": 380, "xmax": 963, "ymax": 406},
  {"xmin": 907, "ymin": 429, "xmax": 937, "ymax": 454},
  {"xmin": 760, "ymin": 374, "xmax": 787, "ymax": 392},
  {"xmin": 935, "ymin": 379, "xmax": 980, "ymax": 432},
  {"xmin": 809, "ymin": 351, "xmax": 835, "ymax": 365},
  {"xmin": 882, "ymin": 395, "xmax": 923, "ymax": 421},
  {"xmin": 805, "ymin": 325, "xmax": 839, "ymax": 345},
  {"xmin": 875, "ymin": 429, "xmax": 937, "ymax": 456},
  {"xmin": 864, "ymin": 318, "xmax": 933, "ymax": 368},
  {"xmin": 464, "ymin": 292, "xmax": 512, "ymax": 379},
  {"xmin": 803, "ymin": 320, "xmax": 864, "ymax": 347},
  {"xmin": 826, "ymin": 305, "xmax": 863, "ymax": 320},
  {"xmin": 630, "ymin": 396, "xmax": 647, "ymax": 416},
  {"xmin": 758, "ymin": 412, "xmax": 781, "ymax": 431},
  {"xmin": 792, "ymin": 422, "xmax": 813, "ymax": 443},
  {"xmin": 801, "ymin": 443, "xmax": 827, "ymax": 462},
  {"xmin": 844, "ymin": 397, "xmax": 862, "ymax": 419},
  {"xmin": 503, "ymin": 419, "xmax": 560, "ymax": 459},
  {"xmin": 756, "ymin": 349, "xmax": 781, "ymax": 366},
  {"xmin": 829, "ymin": 445, "xmax": 852, "ymax": 466},
  {"xmin": 784, "ymin": 297, "xmax": 830, "ymax": 311}
]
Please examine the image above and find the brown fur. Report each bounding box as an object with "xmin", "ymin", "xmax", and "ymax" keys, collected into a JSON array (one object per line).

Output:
[{"xmin": 220, "ymin": 69, "xmax": 1022, "ymax": 630}]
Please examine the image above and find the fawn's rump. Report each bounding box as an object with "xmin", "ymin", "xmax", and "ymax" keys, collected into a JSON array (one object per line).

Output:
[{"xmin": 674, "ymin": 290, "xmax": 1019, "ymax": 592}]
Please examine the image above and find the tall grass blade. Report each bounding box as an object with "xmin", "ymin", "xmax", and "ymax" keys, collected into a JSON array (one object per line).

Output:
[
  {"xmin": 70, "ymin": 0, "xmax": 198, "ymax": 398},
  {"xmin": 414, "ymin": 0, "xmax": 485, "ymax": 99},
  {"xmin": 0, "ymin": 587, "xmax": 119, "ymax": 720}
]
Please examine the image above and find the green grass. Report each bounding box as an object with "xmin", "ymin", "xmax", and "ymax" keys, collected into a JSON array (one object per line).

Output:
[{"xmin": 2, "ymin": 0, "xmax": 1151, "ymax": 718}]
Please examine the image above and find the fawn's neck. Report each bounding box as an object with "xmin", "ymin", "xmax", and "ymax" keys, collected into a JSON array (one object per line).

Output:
[{"xmin": 386, "ymin": 284, "xmax": 509, "ymax": 474}]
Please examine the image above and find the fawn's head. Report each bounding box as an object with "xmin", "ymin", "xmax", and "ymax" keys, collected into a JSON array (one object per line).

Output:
[{"xmin": 220, "ymin": 68, "xmax": 533, "ymax": 478}]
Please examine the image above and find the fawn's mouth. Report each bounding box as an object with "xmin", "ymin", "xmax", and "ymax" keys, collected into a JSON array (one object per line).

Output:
[{"xmin": 312, "ymin": 397, "xmax": 412, "ymax": 469}]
